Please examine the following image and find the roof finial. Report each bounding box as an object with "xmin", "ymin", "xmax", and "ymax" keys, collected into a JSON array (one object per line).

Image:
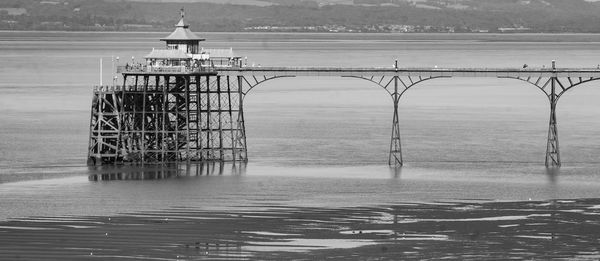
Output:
[{"xmin": 180, "ymin": 7, "xmax": 185, "ymax": 19}]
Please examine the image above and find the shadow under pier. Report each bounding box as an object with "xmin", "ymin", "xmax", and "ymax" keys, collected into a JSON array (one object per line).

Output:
[{"xmin": 88, "ymin": 162, "xmax": 246, "ymax": 181}]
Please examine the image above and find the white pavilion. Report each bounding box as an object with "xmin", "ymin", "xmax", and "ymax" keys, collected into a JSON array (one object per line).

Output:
[{"xmin": 144, "ymin": 10, "xmax": 242, "ymax": 70}]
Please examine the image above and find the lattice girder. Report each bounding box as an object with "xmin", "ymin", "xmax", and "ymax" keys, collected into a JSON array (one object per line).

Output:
[
  {"xmin": 500, "ymin": 75, "xmax": 600, "ymax": 167},
  {"xmin": 345, "ymin": 74, "xmax": 450, "ymax": 166},
  {"xmin": 89, "ymin": 73, "xmax": 249, "ymax": 165},
  {"xmin": 500, "ymin": 75, "xmax": 600, "ymax": 102}
]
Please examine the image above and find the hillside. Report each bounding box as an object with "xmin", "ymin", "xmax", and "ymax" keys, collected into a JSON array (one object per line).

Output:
[{"xmin": 2, "ymin": 0, "xmax": 600, "ymax": 32}]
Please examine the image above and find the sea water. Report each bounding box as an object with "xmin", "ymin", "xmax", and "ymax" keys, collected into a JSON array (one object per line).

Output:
[{"xmin": 1, "ymin": 31, "xmax": 600, "ymax": 220}]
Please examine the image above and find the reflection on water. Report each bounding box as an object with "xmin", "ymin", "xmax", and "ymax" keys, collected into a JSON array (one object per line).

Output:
[
  {"xmin": 1, "ymin": 199, "xmax": 600, "ymax": 260},
  {"xmin": 2, "ymin": 31, "xmax": 600, "ymax": 259},
  {"xmin": 389, "ymin": 166, "xmax": 402, "ymax": 179},
  {"xmin": 88, "ymin": 162, "xmax": 247, "ymax": 181},
  {"xmin": 545, "ymin": 167, "xmax": 560, "ymax": 184},
  {"xmin": 3, "ymin": 162, "xmax": 600, "ymax": 224}
]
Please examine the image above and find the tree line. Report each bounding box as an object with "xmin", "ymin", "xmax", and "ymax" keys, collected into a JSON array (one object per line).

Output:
[{"xmin": 2, "ymin": 0, "xmax": 600, "ymax": 32}]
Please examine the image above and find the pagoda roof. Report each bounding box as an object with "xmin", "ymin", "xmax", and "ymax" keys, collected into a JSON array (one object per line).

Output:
[
  {"xmin": 145, "ymin": 49, "xmax": 191, "ymax": 59},
  {"xmin": 160, "ymin": 18, "xmax": 205, "ymax": 42}
]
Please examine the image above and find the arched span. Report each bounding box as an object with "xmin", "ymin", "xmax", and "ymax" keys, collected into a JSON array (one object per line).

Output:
[
  {"xmin": 556, "ymin": 78, "xmax": 600, "ymax": 101},
  {"xmin": 239, "ymin": 75, "xmax": 296, "ymax": 98},
  {"xmin": 341, "ymin": 75, "xmax": 450, "ymax": 166},
  {"xmin": 499, "ymin": 76, "xmax": 600, "ymax": 103},
  {"xmin": 241, "ymin": 75, "xmax": 600, "ymax": 103},
  {"xmin": 498, "ymin": 76, "xmax": 555, "ymax": 103},
  {"xmin": 239, "ymin": 74, "xmax": 450, "ymax": 102},
  {"xmin": 342, "ymin": 75, "xmax": 451, "ymax": 100},
  {"xmin": 497, "ymin": 75, "xmax": 600, "ymax": 167},
  {"xmin": 232, "ymin": 72, "xmax": 599, "ymax": 167}
]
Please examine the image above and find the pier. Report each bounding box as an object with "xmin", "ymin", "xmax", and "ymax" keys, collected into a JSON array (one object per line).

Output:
[
  {"xmin": 89, "ymin": 63, "xmax": 600, "ymax": 167},
  {"xmin": 87, "ymin": 13, "xmax": 600, "ymax": 168}
]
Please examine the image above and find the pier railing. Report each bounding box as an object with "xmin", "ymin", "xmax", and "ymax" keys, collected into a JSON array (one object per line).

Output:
[
  {"xmin": 93, "ymin": 85, "xmax": 122, "ymax": 92},
  {"xmin": 216, "ymin": 66, "xmax": 600, "ymax": 77},
  {"xmin": 116, "ymin": 65, "xmax": 216, "ymax": 74}
]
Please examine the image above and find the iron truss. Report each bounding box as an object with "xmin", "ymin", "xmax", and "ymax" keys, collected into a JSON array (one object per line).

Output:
[
  {"xmin": 88, "ymin": 74, "xmax": 248, "ymax": 165},
  {"xmin": 499, "ymin": 75, "xmax": 600, "ymax": 167},
  {"xmin": 343, "ymin": 74, "xmax": 450, "ymax": 166},
  {"xmin": 217, "ymin": 65, "xmax": 600, "ymax": 168}
]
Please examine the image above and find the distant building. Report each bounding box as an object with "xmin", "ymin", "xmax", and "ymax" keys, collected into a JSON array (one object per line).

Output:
[
  {"xmin": 498, "ymin": 26, "xmax": 531, "ymax": 33},
  {"xmin": 40, "ymin": 21, "xmax": 64, "ymax": 27},
  {"xmin": 122, "ymin": 24, "xmax": 154, "ymax": 29},
  {"xmin": 0, "ymin": 8, "xmax": 27, "ymax": 16},
  {"xmin": 39, "ymin": 1, "xmax": 60, "ymax": 5}
]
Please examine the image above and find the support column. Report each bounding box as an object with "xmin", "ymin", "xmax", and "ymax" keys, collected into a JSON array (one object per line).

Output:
[
  {"xmin": 205, "ymin": 75, "xmax": 213, "ymax": 159},
  {"xmin": 196, "ymin": 75, "xmax": 203, "ymax": 160},
  {"xmin": 161, "ymin": 76, "xmax": 168, "ymax": 162},
  {"xmin": 546, "ymin": 77, "xmax": 561, "ymax": 167},
  {"xmin": 141, "ymin": 76, "xmax": 148, "ymax": 163},
  {"xmin": 389, "ymin": 76, "xmax": 403, "ymax": 166},
  {"xmin": 226, "ymin": 76, "xmax": 235, "ymax": 161},
  {"xmin": 185, "ymin": 76, "xmax": 191, "ymax": 162},
  {"xmin": 117, "ymin": 75, "xmax": 129, "ymax": 164},
  {"xmin": 234, "ymin": 76, "xmax": 248, "ymax": 162},
  {"xmin": 217, "ymin": 76, "xmax": 224, "ymax": 161}
]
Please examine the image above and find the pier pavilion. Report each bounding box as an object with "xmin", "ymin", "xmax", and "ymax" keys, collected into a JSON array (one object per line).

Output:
[
  {"xmin": 89, "ymin": 11, "xmax": 246, "ymax": 166},
  {"xmin": 141, "ymin": 11, "xmax": 242, "ymax": 72}
]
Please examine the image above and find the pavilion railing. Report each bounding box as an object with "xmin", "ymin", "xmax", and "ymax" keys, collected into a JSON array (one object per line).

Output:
[{"xmin": 116, "ymin": 64, "xmax": 217, "ymax": 74}]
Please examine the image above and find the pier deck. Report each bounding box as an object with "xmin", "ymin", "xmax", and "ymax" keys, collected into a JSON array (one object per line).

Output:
[{"xmin": 217, "ymin": 66, "xmax": 600, "ymax": 77}]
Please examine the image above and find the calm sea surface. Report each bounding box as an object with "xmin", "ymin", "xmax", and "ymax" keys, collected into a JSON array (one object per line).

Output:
[{"xmin": 1, "ymin": 32, "xmax": 600, "ymax": 221}]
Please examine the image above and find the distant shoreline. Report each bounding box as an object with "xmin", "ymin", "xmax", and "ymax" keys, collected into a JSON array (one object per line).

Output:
[
  {"xmin": 4, "ymin": 30, "xmax": 600, "ymax": 44},
  {"xmin": 3, "ymin": 29, "xmax": 600, "ymax": 35}
]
